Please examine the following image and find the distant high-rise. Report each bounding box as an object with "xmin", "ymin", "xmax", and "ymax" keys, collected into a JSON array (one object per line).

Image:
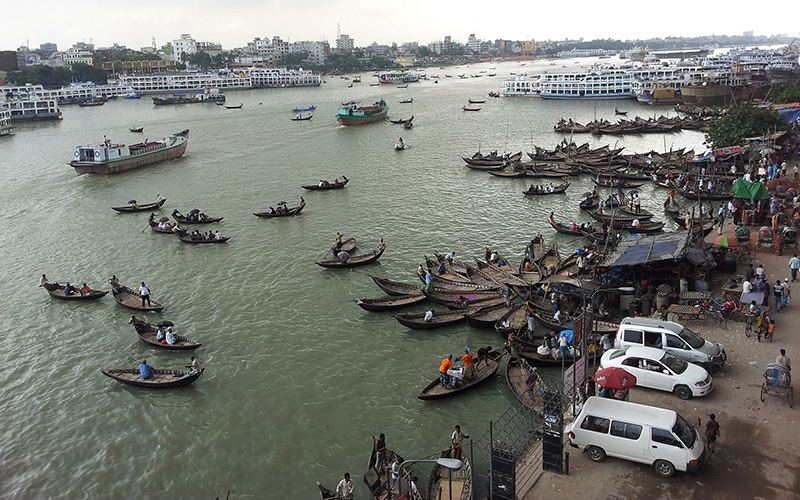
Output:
[{"xmin": 336, "ymin": 34, "xmax": 354, "ymax": 52}]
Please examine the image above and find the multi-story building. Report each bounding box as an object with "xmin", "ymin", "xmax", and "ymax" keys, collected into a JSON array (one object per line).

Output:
[
  {"xmin": 289, "ymin": 41, "xmax": 328, "ymax": 66},
  {"xmin": 336, "ymin": 34, "xmax": 354, "ymax": 52},
  {"xmin": 244, "ymin": 36, "xmax": 289, "ymax": 66},
  {"xmin": 61, "ymin": 44, "xmax": 94, "ymax": 67},
  {"xmin": 173, "ymin": 34, "xmax": 197, "ymax": 64}
]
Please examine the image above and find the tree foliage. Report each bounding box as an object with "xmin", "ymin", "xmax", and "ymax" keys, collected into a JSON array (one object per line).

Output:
[
  {"xmin": 704, "ymin": 104, "xmax": 786, "ymax": 148},
  {"xmin": 769, "ymin": 82, "xmax": 800, "ymax": 104},
  {"xmin": 285, "ymin": 51, "xmax": 310, "ymax": 68},
  {"xmin": 6, "ymin": 63, "xmax": 107, "ymax": 86}
]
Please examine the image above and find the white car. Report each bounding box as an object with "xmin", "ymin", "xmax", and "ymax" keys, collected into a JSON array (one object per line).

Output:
[{"xmin": 599, "ymin": 345, "xmax": 713, "ymax": 400}]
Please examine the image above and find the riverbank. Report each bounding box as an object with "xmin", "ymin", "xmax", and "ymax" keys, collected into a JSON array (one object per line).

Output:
[{"xmin": 523, "ymin": 216, "xmax": 800, "ymax": 499}]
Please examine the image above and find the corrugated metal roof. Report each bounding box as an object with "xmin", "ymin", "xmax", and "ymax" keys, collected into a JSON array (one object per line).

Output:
[{"xmin": 602, "ymin": 232, "xmax": 690, "ymax": 267}]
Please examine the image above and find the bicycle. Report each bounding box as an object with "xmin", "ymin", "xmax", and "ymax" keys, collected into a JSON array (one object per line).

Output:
[
  {"xmin": 735, "ymin": 244, "xmax": 753, "ymax": 265},
  {"xmin": 745, "ymin": 313, "xmax": 755, "ymax": 337},
  {"xmin": 698, "ymin": 300, "xmax": 727, "ymax": 329}
]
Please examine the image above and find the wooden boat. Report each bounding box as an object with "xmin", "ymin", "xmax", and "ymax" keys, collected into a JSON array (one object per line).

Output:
[
  {"xmin": 616, "ymin": 204, "xmax": 655, "ymax": 219},
  {"xmin": 538, "ymin": 246, "xmax": 561, "ymax": 273},
  {"xmin": 290, "ymin": 114, "xmax": 312, "ymax": 121},
  {"xmin": 129, "ymin": 126, "xmax": 144, "ymax": 133},
  {"xmin": 302, "ymin": 176, "xmax": 349, "ymax": 190},
  {"xmin": 399, "ymin": 98, "xmax": 413, "ymax": 104},
  {"xmin": 388, "ymin": 115, "xmax": 414, "ymax": 124},
  {"xmin": 475, "ymin": 260, "xmax": 529, "ymax": 287},
  {"xmin": 370, "ymin": 275, "xmax": 422, "ymax": 296},
  {"xmin": 591, "ymin": 177, "xmax": 644, "ymax": 189},
  {"xmin": 291, "ymin": 105, "xmax": 317, "ymax": 113},
  {"xmin": 464, "ymin": 264, "xmax": 503, "ymax": 288},
  {"xmin": 426, "ymin": 453, "xmax": 473, "ymax": 500},
  {"xmin": 128, "ymin": 316, "xmax": 202, "ymax": 350},
  {"xmin": 505, "ymin": 354, "xmax": 545, "ymax": 411},
  {"xmin": 548, "ymin": 212, "xmax": 589, "ymax": 237},
  {"xmin": 621, "ymin": 220, "xmax": 665, "ymax": 233},
  {"xmin": 331, "ymin": 237, "xmax": 357, "ymax": 256},
  {"xmin": 394, "ymin": 310, "xmax": 466, "ymax": 329},
  {"xmin": 495, "ymin": 304, "xmax": 527, "ymax": 337},
  {"xmin": 517, "ymin": 344, "xmax": 580, "ymax": 368},
  {"xmin": 172, "ymin": 210, "xmax": 224, "ymax": 224},
  {"xmin": 587, "ymin": 209, "xmax": 652, "ymax": 224},
  {"xmin": 224, "ymin": 102, "xmax": 243, "ymax": 109},
  {"xmin": 315, "ymin": 247, "xmax": 384, "ymax": 268},
  {"xmin": 42, "ymin": 282, "xmax": 107, "ymax": 300},
  {"xmin": 462, "ymin": 106, "xmax": 481, "ymax": 111},
  {"xmin": 468, "ymin": 98, "xmax": 486, "ymax": 104},
  {"xmin": 417, "ymin": 350, "xmax": 504, "ymax": 400},
  {"xmin": 355, "ymin": 292, "xmax": 426, "ymax": 312},
  {"xmin": 523, "ymin": 183, "xmax": 570, "ymax": 195},
  {"xmin": 580, "ymin": 194, "xmax": 600, "ymax": 210},
  {"xmin": 253, "ymin": 198, "xmax": 306, "ymax": 218},
  {"xmin": 464, "ymin": 302, "xmax": 512, "ymax": 329},
  {"xmin": 101, "ymin": 367, "xmax": 203, "ymax": 388},
  {"xmin": 112, "ymin": 198, "xmax": 166, "ymax": 213},
  {"xmin": 424, "ymin": 256, "xmax": 473, "ymax": 283},
  {"xmin": 423, "ymin": 287, "xmax": 504, "ymax": 307},
  {"xmin": 111, "ymin": 283, "xmax": 164, "ymax": 312},
  {"xmin": 149, "ymin": 220, "xmax": 179, "ymax": 234},
  {"xmin": 676, "ymin": 189, "xmax": 733, "ymax": 201},
  {"xmin": 176, "ymin": 230, "xmax": 230, "ymax": 243}
]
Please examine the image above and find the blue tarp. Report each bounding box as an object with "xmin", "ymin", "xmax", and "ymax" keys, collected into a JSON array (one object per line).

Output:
[
  {"xmin": 603, "ymin": 232, "xmax": 690, "ymax": 267},
  {"xmin": 776, "ymin": 106, "xmax": 800, "ymax": 124}
]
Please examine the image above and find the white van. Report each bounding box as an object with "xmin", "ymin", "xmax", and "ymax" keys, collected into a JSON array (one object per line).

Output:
[
  {"xmin": 567, "ymin": 396, "xmax": 705, "ymax": 477},
  {"xmin": 614, "ymin": 317, "xmax": 726, "ymax": 372}
]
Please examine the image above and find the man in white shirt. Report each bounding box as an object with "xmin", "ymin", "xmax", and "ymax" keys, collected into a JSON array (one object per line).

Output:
[
  {"xmin": 139, "ymin": 282, "xmax": 151, "ymax": 308},
  {"xmin": 165, "ymin": 328, "xmax": 177, "ymax": 345},
  {"xmin": 335, "ymin": 472, "xmax": 354, "ymax": 500},
  {"xmin": 742, "ymin": 280, "xmax": 753, "ymax": 294}
]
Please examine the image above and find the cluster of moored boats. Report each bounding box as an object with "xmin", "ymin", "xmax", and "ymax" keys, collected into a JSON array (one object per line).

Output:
[{"xmin": 553, "ymin": 114, "xmax": 712, "ymax": 135}]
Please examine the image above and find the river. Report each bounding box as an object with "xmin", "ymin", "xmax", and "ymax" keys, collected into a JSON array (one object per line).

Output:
[{"xmin": 0, "ymin": 57, "xmax": 706, "ymax": 499}]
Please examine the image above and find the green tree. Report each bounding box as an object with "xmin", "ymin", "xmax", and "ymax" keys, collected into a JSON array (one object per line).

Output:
[
  {"xmin": 416, "ymin": 46, "xmax": 432, "ymax": 57},
  {"xmin": 285, "ymin": 51, "xmax": 309, "ymax": 68},
  {"xmin": 704, "ymin": 103, "xmax": 787, "ymax": 148},
  {"xmin": 70, "ymin": 62, "xmax": 108, "ymax": 84},
  {"xmin": 769, "ymin": 83, "xmax": 800, "ymax": 104}
]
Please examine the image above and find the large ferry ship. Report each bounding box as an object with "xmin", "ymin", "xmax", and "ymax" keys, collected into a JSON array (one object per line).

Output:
[
  {"xmin": 500, "ymin": 75, "xmax": 540, "ymax": 97},
  {"xmin": 537, "ymin": 69, "xmax": 635, "ymax": 100},
  {"xmin": 116, "ymin": 68, "xmax": 321, "ymax": 94},
  {"xmin": 0, "ymin": 108, "xmax": 13, "ymax": 136},
  {"xmin": 377, "ymin": 72, "xmax": 420, "ymax": 84},
  {"xmin": 1, "ymin": 97, "xmax": 62, "ymax": 122},
  {"xmin": 1, "ymin": 83, "xmax": 134, "ymax": 101}
]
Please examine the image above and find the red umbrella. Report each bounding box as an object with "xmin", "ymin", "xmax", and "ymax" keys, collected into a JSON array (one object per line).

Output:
[{"xmin": 594, "ymin": 366, "xmax": 637, "ymax": 390}]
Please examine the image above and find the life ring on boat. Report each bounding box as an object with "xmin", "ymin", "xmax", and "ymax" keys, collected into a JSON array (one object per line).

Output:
[
  {"xmin": 74, "ymin": 151, "xmax": 79, "ymax": 157},
  {"xmin": 94, "ymin": 151, "xmax": 100, "ymax": 158}
]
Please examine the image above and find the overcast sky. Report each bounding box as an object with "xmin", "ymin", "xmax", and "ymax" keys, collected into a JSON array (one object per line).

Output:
[{"xmin": 3, "ymin": 0, "xmax": 797, "ymax": 52}]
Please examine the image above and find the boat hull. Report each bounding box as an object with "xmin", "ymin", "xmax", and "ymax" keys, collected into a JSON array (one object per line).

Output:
[{"xmin": 70, "ymin": 136, "xmax": 188, "ymax": 175}]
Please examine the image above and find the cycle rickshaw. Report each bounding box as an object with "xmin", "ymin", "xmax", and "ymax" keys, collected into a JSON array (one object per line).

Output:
[
  {"xmin": 783, "ymin": 226, "xmax": 798, "ymax": 250},
  {"xmin": 756, "ymin": 226, "xmax": 774, "ymax": 253},
  {"xmin": 735, "ymin": 225, "xmax": 752, "ymax": 263},
  {"xmin": 760, "ymin": 362, "xmax": 793, "ymax": 408}
]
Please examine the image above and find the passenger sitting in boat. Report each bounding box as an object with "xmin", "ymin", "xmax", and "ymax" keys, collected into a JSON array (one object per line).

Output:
[
  {"xmin": 437, "ymin": 262, "xmax": 446, "ymax": 274},
  {"xmin": 424, "ymin": 310, "xmax": 434, "ymax": 322},
  {"xmin": 333, "ymin": 178, "xmax": 339, "ymax": 186},
  {"xmin": 489, "ymin": 251, "xmax": 499, "ymax": 264},
  {"xmin": 63, "ymin": 282, "xmax": 76, "ymax": 295},
  {"xmin": 570, "ymin": 222, "xmax": 579, "ymax": 232},
  {"xmin": 338, "ymin": 251, "xmax": 351, "ymax": 264},
  {"xmin": 165, "ymin": 328, "xmax": 177, "ymax": 345},
  {"xmin": 139, "ymin": 360, "xmax": 154, "ymax": 380},
  {"xmin": 522, "ymin": 259, "xmax": 534, "ymax": 272},
  {"xmin": 199, "ymin": 213, "xmax": 207, "ymax": 221},
  {"xmin": 79, "ymin": 283, "xmax": 91, "ymax": 296},
  {"xmin": 215, "ymin": 230, "xmax": 222, "ymax": 240},
  {"xmin": 497, "ymin": 257, "xmax": 506, "ymax": 266},
  {"xmin": 156, "ymin": 327, "xmax": 165, "ymax": 342},
  {"xmin": 268, "ymin": 207, "xmax": 275, "ymax": 215}
]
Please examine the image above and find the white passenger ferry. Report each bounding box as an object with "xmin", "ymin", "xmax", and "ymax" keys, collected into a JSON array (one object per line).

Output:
[
  {"xmin": 1, "ymin": 98, "xmax": 62, "ymax": 121},
  {"xmin": 377, "ymin": 72, "xmax": 420, "ymax": 84},
  {"xmin": 117, "ymin": 68, "xmax": 321, "ymax": 94},
  {"xmin": 499, "ymin": 75, "xmax": 540, "ymax": 96},
  {"xmin": 537, "ymin": 68, "xmax": 635, "ymax": 100},
  {"xmin": 1, "ymin": 83, "xmax": 133, "ymax": 101},
  {"xmin": 0, "ymin": 108, "xmax": 13, "ymax": 136}
]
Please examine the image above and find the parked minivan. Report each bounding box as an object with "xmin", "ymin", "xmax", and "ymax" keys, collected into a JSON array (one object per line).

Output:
[
  {"xmin": 568, "ymin": 396, "xmax": 705, "ymax": 477},
  {"xmin": 614, "ymin": 317, "xmax": 726, "ymax": 372}
]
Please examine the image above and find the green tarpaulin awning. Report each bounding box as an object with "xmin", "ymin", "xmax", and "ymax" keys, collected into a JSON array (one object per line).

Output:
[{"xmin": 732, "ymin": 178, "xmax": 771, "ymax": 200}]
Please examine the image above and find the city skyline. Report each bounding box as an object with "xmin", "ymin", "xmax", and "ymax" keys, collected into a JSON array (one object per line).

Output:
[{"xmin": 3, "ymin": 0, "xmax": 797, "ymax": 53}]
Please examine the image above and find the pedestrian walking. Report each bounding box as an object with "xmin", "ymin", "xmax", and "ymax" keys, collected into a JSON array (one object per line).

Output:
[
  {"xmin": 705, "ymin": 414, "xmax": 720, "ymax": 452},
  {"xmin": 789, "ymin": 254, "xmax": 800, "ymax": 282}
]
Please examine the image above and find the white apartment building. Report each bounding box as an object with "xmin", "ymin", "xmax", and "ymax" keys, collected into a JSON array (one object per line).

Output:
[{"xmin": 290, "ymin": 41, "xmax": 327, "ymax": 65}]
